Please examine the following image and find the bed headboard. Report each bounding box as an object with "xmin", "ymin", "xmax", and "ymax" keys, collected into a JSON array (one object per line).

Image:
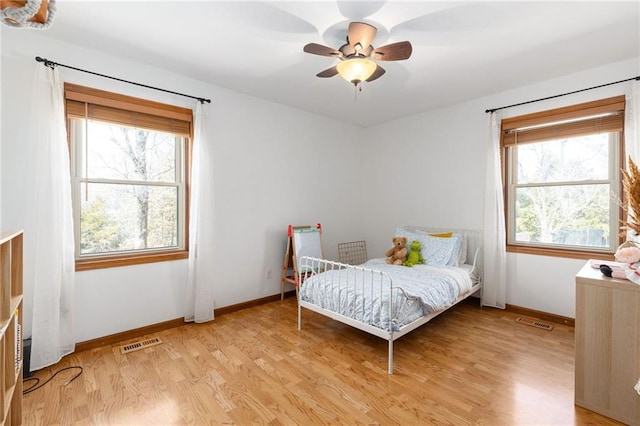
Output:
[{"xmin": 400, "ymin": 226, "xmax": 483, "ymax": 282}]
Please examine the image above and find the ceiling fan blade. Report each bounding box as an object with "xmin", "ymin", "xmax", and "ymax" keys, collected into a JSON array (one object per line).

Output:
[
  {"xmin": 347, "ymin": 22, "xmax": 377, "ymax": 52},
  {"xmin": 304, "ymin": 43, "xmax": 342, "ymax": 57},
  {"xmin": 366, "ymin": 65, "xmax": 386, "ymax": 82},
  {"xmin": 316, "ymin": 66, "xmax": 339, "ymax": 78},
  {"xmin": 371, "ymin": 41, "xmax": 413, "ymax": 61}
]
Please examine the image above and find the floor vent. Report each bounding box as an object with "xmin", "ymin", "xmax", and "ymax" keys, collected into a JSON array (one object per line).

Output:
[
  {"xmin": 119, "ymin": 337, "xmax": 163, "ymax": 354},
  {"xmin": 515, "ymin": 317, "xmax": 554, "ymax": 331}
]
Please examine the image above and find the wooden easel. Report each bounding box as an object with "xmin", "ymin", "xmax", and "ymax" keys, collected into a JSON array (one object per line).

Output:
[{"xmin": 281, "ymin": 224, "xmax": 323, "ymax": 300}]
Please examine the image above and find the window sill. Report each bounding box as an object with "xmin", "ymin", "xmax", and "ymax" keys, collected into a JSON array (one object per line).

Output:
[
  {"xmin": 75, "ymin": 250, "xmax": 189, "ymax": 271},
  {"xmin": 506, "ymin": 244, "xmax": 615, "ymax": 261}
]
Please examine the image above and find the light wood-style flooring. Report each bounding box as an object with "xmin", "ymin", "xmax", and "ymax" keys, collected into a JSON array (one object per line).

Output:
[{"xmin": 23, "ymin": 297, "xmax": 622, "ymax": 425}]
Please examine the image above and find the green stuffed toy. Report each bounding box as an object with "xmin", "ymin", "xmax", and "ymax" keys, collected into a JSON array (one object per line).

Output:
[{"xmin": 403, "ymin": 240, "xmax": 424, "ymax": 267}]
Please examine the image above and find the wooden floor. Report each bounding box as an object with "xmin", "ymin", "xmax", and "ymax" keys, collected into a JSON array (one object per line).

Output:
[{"xmin": 23, "ymin": 297, "xmax": 622, "ymax": 425}]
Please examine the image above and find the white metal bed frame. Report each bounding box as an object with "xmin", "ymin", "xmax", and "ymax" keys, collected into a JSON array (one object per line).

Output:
[{"xmin": 297, "ymin": 227, "xmax": 483, "ymax": 374}]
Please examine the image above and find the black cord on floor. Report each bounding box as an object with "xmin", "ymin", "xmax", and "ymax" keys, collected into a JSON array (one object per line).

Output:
[{"xmin": 23, "ymin": 366, "xmax": 83, "ymax": 395}]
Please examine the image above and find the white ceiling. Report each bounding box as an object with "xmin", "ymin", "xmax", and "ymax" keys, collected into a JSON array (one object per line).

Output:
[{"xmin": 36, "ymin": 1, "xmax": 640, "ymax": 127}]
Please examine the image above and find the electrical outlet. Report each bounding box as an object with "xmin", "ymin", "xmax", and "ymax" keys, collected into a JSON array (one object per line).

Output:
[{"xmin": 265, "ymin": 268, "xmax": 272, "ymax": 279}]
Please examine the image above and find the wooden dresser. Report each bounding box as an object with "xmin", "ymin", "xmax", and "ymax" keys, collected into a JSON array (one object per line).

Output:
[{"xmin": 575, "ymin": 262, "xmax": 640, "ymax": 425}]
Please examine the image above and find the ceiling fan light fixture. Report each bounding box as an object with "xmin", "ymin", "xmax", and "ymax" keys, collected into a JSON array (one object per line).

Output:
[
  {"xmin": 336, "ymin": 57, "xmax": 376, "ymax": 86},
  {"xmin": 304, "ymin": 22, "xmax": 411, "ymax": 88}
]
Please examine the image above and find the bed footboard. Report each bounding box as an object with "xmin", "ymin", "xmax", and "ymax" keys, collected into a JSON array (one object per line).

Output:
[{"xmin": 297, "ymin": 256, "xmax": 408, "ymax": 374}]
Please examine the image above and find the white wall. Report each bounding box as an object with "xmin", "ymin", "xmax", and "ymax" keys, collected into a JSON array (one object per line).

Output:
[
  {"xmin": 361, "ymin": 56, "xmax": 640, "ymax": 318},
  {"xmin": 1, "ymin": 30, "xmax": 364, "ymax": 343},
  {"xmin": 2, "ymin": 27, "xmax": 638, "ymax": 345}
]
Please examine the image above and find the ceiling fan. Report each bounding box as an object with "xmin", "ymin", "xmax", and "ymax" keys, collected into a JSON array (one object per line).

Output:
[{"xmin": 303, "ymin": 22, "xmax": 412, "ymax": 88}]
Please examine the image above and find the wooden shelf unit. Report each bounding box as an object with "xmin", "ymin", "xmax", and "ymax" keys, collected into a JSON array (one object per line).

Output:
[
  {"xmin": 575, "ymin": 262, "xmax": 640, "ymax": 425},
  {"xmin": 0, "ymin": 231, "xmax": 23, "ymax": 426}
]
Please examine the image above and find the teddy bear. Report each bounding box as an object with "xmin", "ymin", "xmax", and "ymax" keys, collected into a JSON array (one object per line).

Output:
[
  {"xmin": 385, "ymin": 236, "xmax": 408, "ymax": 265},
  {"xmin": 403, "ymin": 240, "xmax": 424, "ymax": 267}
]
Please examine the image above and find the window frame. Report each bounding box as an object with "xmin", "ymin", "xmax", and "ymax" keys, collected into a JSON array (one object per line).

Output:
[
  {"xmin": 500, "ymin": 96, "xmax": 626, "ymax": 260},
  {"xmin": 64, "ymin": 83, "xmax": 192, "ymax": 271}
]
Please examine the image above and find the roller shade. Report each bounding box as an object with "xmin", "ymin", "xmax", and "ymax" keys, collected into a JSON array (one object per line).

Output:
[
  {"xmin": 501, "ymin": 96, "xmax": 625, "ymax": 147},
  {"xmin": 65, "ymin": 83, "xmax": 192, "ymax": 137}
]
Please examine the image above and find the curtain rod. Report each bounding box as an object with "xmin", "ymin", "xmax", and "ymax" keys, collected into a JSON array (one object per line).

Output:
[
  {"xmin": 485, "ymin": 76, "xmax": 640, "ymax": 114},
  {"xmin": 35, "ymin": 56, "xmax": 211, "ymax": 104}
]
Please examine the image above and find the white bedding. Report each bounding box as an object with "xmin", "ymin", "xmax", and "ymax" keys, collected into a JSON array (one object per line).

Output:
[{"xmin": 298, "ymin": 258, "xmax": 473, "ymax": 331}]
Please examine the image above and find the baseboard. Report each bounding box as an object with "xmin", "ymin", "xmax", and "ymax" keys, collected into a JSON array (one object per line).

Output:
[
  {"xmin": 504, "ymin": 303, "xmax": 574, "ymax": 327},
  {"xmin": 214, "ymin": 290, "xmax": 295, "ymax": 316},
  {"xmin": 75, "ymin": 292, "xmax": 572, "ymax": 354},
  {"xmin": 75, "ymin": 290, "xmax": 298, "ymax": 353}
]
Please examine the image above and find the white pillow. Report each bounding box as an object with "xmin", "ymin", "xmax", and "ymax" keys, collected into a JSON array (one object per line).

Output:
[
  {"xmin": 423, "ymin": 234, "xmax": 463, "ymax": 267},
  {"xmin": 393, "ymin": 227, "xmax": 462, "ymax": 267},
  {"xmin": 416, "ymin": 229, "xmax": 467, "ymax": 265}
]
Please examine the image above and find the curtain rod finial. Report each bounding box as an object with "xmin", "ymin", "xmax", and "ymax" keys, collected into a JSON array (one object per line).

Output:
[{"xmin": 35, "ymin": 56, "xmax": 57, "ymax": 69}]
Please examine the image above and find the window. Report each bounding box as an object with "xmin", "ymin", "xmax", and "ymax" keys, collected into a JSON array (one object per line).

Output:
[
  {"xmin": 501, "ymin": 96, "xmax": 625, "ymax": 258},
  {"xmin": 65, "ymin": 83, "xmax": 193, "ymax": 270}
]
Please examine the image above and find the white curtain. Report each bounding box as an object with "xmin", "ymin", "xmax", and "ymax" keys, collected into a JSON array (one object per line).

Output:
[
  {"xmin": 28, "ymin": 66, "xmax": 76, "ymax": 370},
  {"xmin": 482, "ymin": 112, "xmax": 507, "ymax": 309},
  {"xmin": 626, "ymin": 79, "xmax": 640, "ymax": 164},
  {"xmin": 184, "ymin": 102, "xmax": 216, "ymax": 322}
]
